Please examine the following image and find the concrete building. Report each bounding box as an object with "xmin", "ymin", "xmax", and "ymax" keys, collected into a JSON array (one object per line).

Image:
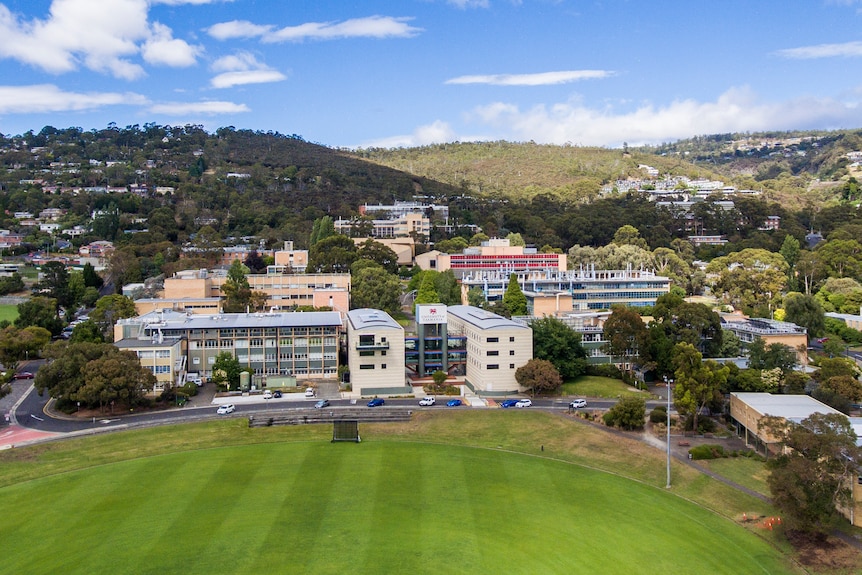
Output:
[
  {"xmin": 416, "ymin": 238, "xmax": 567, "ymax": 277},
  {"xmin": 115, "ymin": 335, "xmax": 186, "ymax": 394},
  {"xmin": 161, "ymin": 268, "xmax": 350, "ymax": 312},
  {"xmin": 826, "ymin": 309, "xmax": 862, "ymax": 331},
  {"xmin": 115, "ymin": 309, "xmax": 343, "ymax": 381},
  {"xmin": 335, "ymin": 212, "xmax": 430, "ymax": 240},
  {"xmin": 462, "ymin": 268, "xmax": 670, "ymax": 311},
  {"xmin": 446, "ymin": 305, "xmax": 533, "ymax": 395},
  {"xmin": 359, "ymin": 200, "xmax": 449, "ymax": 220},
  {"xmin": 272, "ymin": 240, "xmax": 309, "ymax": 272},
  {"xmin": 346, "ymin": 308, "xmax": 408, "ymax": 396},
  {"xmin": 721, "ymin": 316, "xmax": 808, "ymax": 365}
]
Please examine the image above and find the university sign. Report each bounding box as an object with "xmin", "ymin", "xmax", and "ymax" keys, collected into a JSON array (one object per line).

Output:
[{"xmin": 416, "ymin": 304, "xmax": 448, "ymax": 325}]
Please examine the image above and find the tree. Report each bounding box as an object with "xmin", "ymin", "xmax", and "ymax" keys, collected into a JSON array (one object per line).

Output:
[
  {"xmin": 82, "ymin": 262, "xmax": 103, "ymax": 289},
  {"xmin": 306, "ymin": 234, "xmax": 357, "ymax": 273},
  {"xmin": 672, "ymin": 342, "xmax": 728, "ymax": 433},
  {"xmin": 602, "ymin": 306, "xmax": 647, "ymax": 371},
  {"xmin": 414, "ymin": 272, "xmax": 440, "ymax": 305},
  {"xmin": 33, "ymin": 261, "xmax": 74, "ymax": 309},
  {"xmin": 350, "ymin": 266, "xmax": 402, "ymax": 314},
  {"xmin": 719, "ymin": 329, "xmax": 741, "ymax": 357},
  {"xmin": 747, "ymin": 339, "xmax": 798, "ymax": 374},
  {"xmin": 221, "ymin": 260, "xmax": 253, "ymax": 313},
  {"xmin": 515, "ymin": 358, "xmax": 563, "ymax": 395},
  {"xmin": 706, "ymin": 248, "xmax": 788, "ymax": 314},
  {"xmin": 782, "ymin": 292, "xmax": 825, "ymax": 337},
  {"xmin": 356, "ymin": 239, "xmax": 399, "ymax": 274},
  {"xmin": 70, "ymin": 320, "xmax": 105, "ymax": 343},
  {"xmin": 761, "ymin": 413, "xmax": 862, "ymax": 538},
  {"xmin": 813, "ymin": 357, "xmax": 859, "ymax": 384},
  {"xmin": 77, "ymin": 348, "xmax": 156, "ymax": 413},
  {"xmin": 779, "ymin": 234, "xmax": 801, "ymax": 269},
  {"xmin": 309, "ymin": 216, "xmax": 336, "ymax": 246},
  {"xmin": 35, "ymin": 342, "xmax": 116, "ymax": 408},
  {"xmin": 212, "ymin": 351, "xmax": 243, "ymax": 390},
  {"xmin": 434, "ymin": 236, "xmax": 469, "ymax": 254},
  {"xmin": 467, "ymin": 286, "xmax": 486, "ymax": 308},
  {"xmin": 0, "ymin": 325, "xmax": 51, "ymax": 368},
  {"xmin": 15, "ymin": 296, "xmax": 64, "ymax": 336},
  {"xmin": 243, "ymin": 249, "xmax": 267, "ymax": 274},
  {"xmin": 602, "ymin": 396, "xmax": 646, "ymax": 430},
  {"xmin": 506, "ymin": 232, "xmax": 525, "ymax": 247},
  {"xmin": 503, "ymin": 273, "xmax": 527, "ymax": 317},
  {"xmin": 820, "ymin": 375, "xmax": 862, "ymax": 404},
  {"xmin": 530, "ymin": 316, "xmax": 587, "ymax": 380},
  {"xmin": 612, "ymin": 225, "xmax": 649, "ymax": 249},
  {"xmin": 816, "ymin": 239, "xmax": 862, "ymax": 280},
  {"xmin": 91, "ymin": 294, "xmax": 137, "ymax": 339}
]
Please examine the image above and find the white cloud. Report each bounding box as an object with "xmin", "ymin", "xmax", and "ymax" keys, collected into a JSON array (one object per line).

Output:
[
  {"xmin": 0, "ymin": 84, "xmax": 148, "ymax": 113},
  {"xmin": 446, "ymin": 70, "xmax": 614, "ymax": 86},
  {"xmin": 149, "ymin": 100, "xmax": 250, "ymax": 115},
  {"xmin": 209, "ymin": 51, "xmax": 286, "ymax": 88},
  {"xmin": 207, "ymin": 15, "xmax": 421, "ymax": 43},
  {"xmin": 360, "ymin": 120, "xmax": 465, "ymax": 148},
  {"xmin": 0, "ymin": 0, "xmax": 199, "ymax": 79},
  {"xmin": 142, "ymin": 23, "xmax": 201, "ymax": 67},
  {"xmin": 462, "ymin": 87, "xmax": 862, "ymax": 146},
  {"xmin": 211, "ymin": 70, "xmax": 286, "ymax": 88},
  {"xmin": 774, "ymin": 40, "xmax": 862, "ymax": 59},
  {"xmin": 448, "ymin": 0, "xmax": 490, "ymax": 8}
]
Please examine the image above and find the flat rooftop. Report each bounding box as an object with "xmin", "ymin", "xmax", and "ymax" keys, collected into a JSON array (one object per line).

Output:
[{"xmin": 732, "ymin": 392, "xmax": 842, "ymax": 422}]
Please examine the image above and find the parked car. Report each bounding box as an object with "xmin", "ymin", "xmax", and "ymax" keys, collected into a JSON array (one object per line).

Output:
[
  {"xmin": 367, "ymin": 398, "xmax": 385, "ymax": 407},
  {"xmin": 515, "ymin": 399, "xmax": 532, "ymax": 408},
  {"xmin": 262, "ymin": 391, "xmax": 273, "ymax": 400},
  {"xmin": 570, "ymin": 399, "xmax": 587, "ymax": 409},
  {"xmin": 419, "ymin": 397, "xmax": 436, "ymax": 406},
  {"xmin": 272, "ymin": 391, "xmax": 282, "ymax": 398},
  {"xmin": 15, "ymin": 372, "xmax": 34, "ymax": 379},
  {"xmin": 314, "ymin": 399, "xmax": 331, "ymax": 409},
  {"xmin": 305, "ymin": 388, "xmax": 316, "ymax": 397},
  {"xmin": 500, "ymin": 399, "xmax": 520, "ymax": 408},
  {"xmin": 446, "ymin": 399, "xmax": 463, "ymax": 407},
  {"xmin": 217, "ymin": 404, "xmax": 235, "ymax": 414}
]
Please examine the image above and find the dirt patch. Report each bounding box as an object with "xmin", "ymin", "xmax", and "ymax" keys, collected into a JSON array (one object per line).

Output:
[{"xmin": 790, "ymin": 533, "xmax": 862, "ymax": 572}]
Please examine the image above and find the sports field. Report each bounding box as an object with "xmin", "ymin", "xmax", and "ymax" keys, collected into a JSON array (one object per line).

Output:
[{"xmin": 0, "ymin": 425, "xmax": 795, "ymax": 575}]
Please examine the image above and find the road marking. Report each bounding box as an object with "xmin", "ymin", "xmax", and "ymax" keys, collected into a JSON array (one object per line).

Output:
[{"xmin": 30, "ymin": 414, "xmax": 44, "ymax": 421}]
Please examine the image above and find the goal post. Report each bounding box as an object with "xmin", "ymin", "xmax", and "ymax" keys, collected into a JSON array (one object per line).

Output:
[{"xmin": 332, "ymin": 420, "xmax": 360, "ymax": 443}]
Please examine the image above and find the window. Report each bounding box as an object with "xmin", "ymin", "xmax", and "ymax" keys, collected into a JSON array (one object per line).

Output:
[
  {"xmin": 509, "ymin": 337, "xmax": 515, "ymax": 342},
  {"xmin": 192, "ymin": 357, "xmax": 200, "ymax": 365},
  {"xmin": 510, "ymin": 350, "xmax": 515, "ymax": 356},
  {"xmin": 487, "ymin": 350, "xmax": 499, "ymax": 356},
  {"xmin": 487, "ymin": 337, "xmax": 499, "ymax": 343},
  {"xmin": 382, "ymin": 364, "xmax": 387, "ymax": 369},
  {"xmin": 359, "ymin": 334, "xmax": 375, "ymax": 346},
  {"xmin": 487, "ymin": 364, "xmax": 499, "ymax": 370},
  {"xmin": 359, "ymin": 350, "xmax": 375, "ymax": 357},
  {"xmin": 510, "ymin": 364, "xmax": 515, "ymax": 369},
  {"xmin": 359, "ymin": 364, "xmax": 375, "ymax": 370}
]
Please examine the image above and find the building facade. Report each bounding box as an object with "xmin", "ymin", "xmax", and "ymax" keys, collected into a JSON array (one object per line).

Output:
[{"xmin": 346, "ymin": 309, "xmax": 408, "ymax": 396}]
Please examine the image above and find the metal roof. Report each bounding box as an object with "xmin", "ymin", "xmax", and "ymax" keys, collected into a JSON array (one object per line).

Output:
[
  {"xmin": 346, "ymin": 308, "xmax": 402, "ymax": 330},
  {"xmin": 732, "ymin": 392, "xmax": 842, "ymax": 420},
  {"xmin": 447, "ymin": 305, "xmax": 531, "ymax": 330}
]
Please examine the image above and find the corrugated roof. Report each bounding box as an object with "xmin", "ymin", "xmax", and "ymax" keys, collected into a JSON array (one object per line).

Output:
[{"xmin": 733, "ymin": 392, "xmax": 842, "ymax": 420}]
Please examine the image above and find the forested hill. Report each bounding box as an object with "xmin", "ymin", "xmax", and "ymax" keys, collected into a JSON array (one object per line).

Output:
[{"xmin": 354, "ymin": 130, "xmax": 862, "ymax": 208}]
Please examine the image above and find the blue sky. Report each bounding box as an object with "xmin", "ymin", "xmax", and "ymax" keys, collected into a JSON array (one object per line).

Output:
[{"xmin": 1, "ymin": 0, "xmax": 862, "ymax": 148}]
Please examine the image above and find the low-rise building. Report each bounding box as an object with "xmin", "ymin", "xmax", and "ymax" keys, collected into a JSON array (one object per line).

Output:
[
  {"xmin": 721, "ymin": 315, "xmax": 808, "ymax": 365},
  {"xmin": 115, "ymin": 335, "xmax": 186, "ymax": 394},
  {"xmin": 417, "ymin": 238, "xmax": 567, "ymax": 277}
]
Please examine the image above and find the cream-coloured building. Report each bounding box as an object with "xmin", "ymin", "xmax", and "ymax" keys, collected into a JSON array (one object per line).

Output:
[
  {"xmin": 345, "ymin": 308, "xmax": 408, "ymax": 396},
  {"xmin": 161, "ymin": 268, "xmax": 350, "ymax": 312},
  {"xmin": 446, "ymin": 305, "xmax": 533, "ymax": 394},
  {"xmin": 721, "ymin": 315, "xmax": 808, "ymax": 365},
  {"xmin": 114, "ymin": 335, "xmax": 186, "ymax": 394},
  {"xmin": 335, "ymin": 212, "xmax": 430, "ymax": 239},
  {"xmin": 417, "ymin": 238, "xmax": 567, "ymax": 277}
]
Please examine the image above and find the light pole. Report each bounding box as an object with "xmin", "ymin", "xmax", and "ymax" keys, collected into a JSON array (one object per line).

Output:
[{"xmin": 665, "ymin": 376, "xmax": 674, "ymax": 489}]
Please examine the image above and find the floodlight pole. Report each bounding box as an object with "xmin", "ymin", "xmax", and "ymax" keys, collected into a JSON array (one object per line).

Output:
[{"xmin": 666, "ymin": 376, "xmax": 673, "ymax": 489}]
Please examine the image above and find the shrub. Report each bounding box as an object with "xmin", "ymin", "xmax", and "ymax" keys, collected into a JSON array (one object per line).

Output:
[
  {"xmin": 649, "ymin": 407, "xmax": 669, "ymax": 424},
  {"xmin": 586, "ymin": 364, "xmax": 622, "ymax": 379},
  {"xmin": 603, "ymin": 396, "xmax": 646, "ymax": 430},
  {"xmin": 689, "ymin": 444, "xmax": 727, "ymax": 460}
]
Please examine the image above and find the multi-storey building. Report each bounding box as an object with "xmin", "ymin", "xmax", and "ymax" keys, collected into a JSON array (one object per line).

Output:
[
  {"xmin": 462, "ymin": 268, "xmax": 670, "ymax": 311},
  {"xmin": 720, "ymin": 315, "xmax": 808, "ymax": 365},
  {"xmin": 417, "ymin": 238, "xmax": 567, "ymax": 277},
  {"xmin": 334, "ymin": 212, "xmax": 430, "ymax": 239},
  {"xmin": 346, "ymin": 308, "xmax": 408, "ymax": 396},
  {"xmin": 115, "ymin": 309, "xmax": 343, "ymax": 381},
  {"xmin": 115, "ymin": 335, "xmax": 185, "ymax": 393}
]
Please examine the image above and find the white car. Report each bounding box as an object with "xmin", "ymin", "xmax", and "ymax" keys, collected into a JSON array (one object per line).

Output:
[
  {"xmin": 515, "ymin": 399, "xmax": 532, "ymax": 408},
  {"xmin": 419, "ymin": 397, "xmax": 436, "ymax": 406},
  {"xmin": 262, "ymin": 391, "xmax": 273, "ymax": 400},
  {"xmin": 570, "ymin": 399, "xmax": 587, "ymax": 409},
  {"xmin": 217, "ymin": 404, "xmax": 236, "ymax": 415},
  {"xmin": 305, "ymin": 388, "xmax": 316, "ymax": 397}
]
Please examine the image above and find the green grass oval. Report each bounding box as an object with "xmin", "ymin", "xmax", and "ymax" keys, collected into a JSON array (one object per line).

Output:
[{"xmin": 0, "ymin": 441, "xmax": 791, "ymax": 575}]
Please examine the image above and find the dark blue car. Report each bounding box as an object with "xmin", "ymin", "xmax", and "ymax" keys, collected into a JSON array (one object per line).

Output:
[
  {"xmin": 500, "ymin": 399, "xmax": 520, "ymax": 408},
  {"xmin": 367, "ymin": 398, "xmax": 385, "ymax": 407}
]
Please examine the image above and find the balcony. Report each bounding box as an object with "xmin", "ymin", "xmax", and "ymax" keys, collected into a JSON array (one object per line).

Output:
[{"xmin": 356, "ymin": 341, "xmax": 390, "ymax": 351}]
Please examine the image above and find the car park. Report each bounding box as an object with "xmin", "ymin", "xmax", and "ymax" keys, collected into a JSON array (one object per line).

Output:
[
  {"xmin": 515, "ymin": 399, "xmax": 532, "ymax": 408},
  {"xmin": 367, "ymin": 398, "xmax": 385, "ymax": 407},
  {"xmin": 446, "ymin": 399, "xmax": 463, "ymax": 407},
  {"xmin": 419, "ymin": 397, "xmax": 436, "ymax": 406},
  {"xmin": 314, "ymin": 399, "xmax": 331, "ymax": 409},
  {"xmin": 500, "ymin": 399, "xmax": 520, "ymax": 408},
  {"xmin": 15, "ymin": 372, "xmax": 34, "ymax": 379},
  {"xmin": 217, "ymin": 404, "xmax": 235, "ymax": 414},
  {"xmin": 570, "ymin": 399, "xmax": 587, "ymax": 409}
]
